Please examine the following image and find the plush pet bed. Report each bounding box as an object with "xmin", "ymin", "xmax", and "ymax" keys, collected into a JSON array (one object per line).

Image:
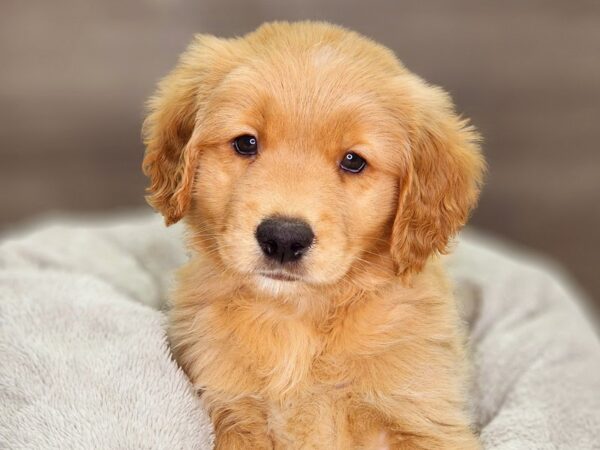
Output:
[{"xmin": 0, "ymin": 212, "xmax": 598, "ymax": 449}]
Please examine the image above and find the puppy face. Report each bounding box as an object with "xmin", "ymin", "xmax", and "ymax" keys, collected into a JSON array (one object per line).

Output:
[
  {"xmin": 143, "ymin": 22, "xmax": 484, "ymax": 293},
  {"xmin": 189, "ymin": 56, "xmax": 405, "ymax": 289}
]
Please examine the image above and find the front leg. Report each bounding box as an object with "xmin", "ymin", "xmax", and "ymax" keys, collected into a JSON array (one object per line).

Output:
[
  {"xmin": 349, "ymin": 403, "xmax": 479, "ymax": 450},
  {"xmin": 202, "ymin": 391, "xmax": 273, "ymax": 450},
  {"xmin": 385, "ymin": 424, "xmax": 479, "ymax": 450}
]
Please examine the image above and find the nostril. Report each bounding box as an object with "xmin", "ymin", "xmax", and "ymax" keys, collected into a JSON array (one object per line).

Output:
[
  {"xmin": 290, "ymin": 242, "xmax": 308, "ymax": 257},
  {"xmin": 261, "ymin": 240, "xmax": 278, "ymax": 257}
]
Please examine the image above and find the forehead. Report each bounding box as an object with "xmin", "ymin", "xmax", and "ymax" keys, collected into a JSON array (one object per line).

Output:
[{"xmin": 216, "ymin": 46, "xmax": 393, "ymax": 120}]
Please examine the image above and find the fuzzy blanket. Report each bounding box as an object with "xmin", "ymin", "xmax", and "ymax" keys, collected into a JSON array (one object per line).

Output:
[{"xmin": 0, "ymin": 212, "xmax": 598, "ymax": 449}]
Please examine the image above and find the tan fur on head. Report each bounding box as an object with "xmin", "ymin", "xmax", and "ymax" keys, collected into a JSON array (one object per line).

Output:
[{"xmin": 143, "ymin": 21, "xmax": 485, "ymax": 449}]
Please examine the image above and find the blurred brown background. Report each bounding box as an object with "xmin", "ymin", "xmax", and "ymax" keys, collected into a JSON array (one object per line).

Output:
[{"xmin": 1, "ymin": 1, "xmax": 598, "ymax": 305}]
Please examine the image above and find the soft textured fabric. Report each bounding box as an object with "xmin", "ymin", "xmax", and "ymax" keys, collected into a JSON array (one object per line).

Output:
[{"xmin": 0, "ymin": 212, "xmax": 598, "ymax": 449}]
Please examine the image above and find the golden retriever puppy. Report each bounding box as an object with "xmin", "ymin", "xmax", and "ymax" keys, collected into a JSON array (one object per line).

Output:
[{"xmin": 143, "ymin": 21, "xmax": 484, "ymax": 450}]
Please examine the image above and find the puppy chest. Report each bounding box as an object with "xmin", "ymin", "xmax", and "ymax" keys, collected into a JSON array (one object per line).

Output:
[{"xmin": 267, "ymin": 387, "xmax": 357, "ymax": 449}]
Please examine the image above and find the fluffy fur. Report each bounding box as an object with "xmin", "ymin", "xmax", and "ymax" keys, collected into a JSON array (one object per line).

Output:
[{"xmin": 143, "ymin": 21, "xmax": 485, "ymax": 449}]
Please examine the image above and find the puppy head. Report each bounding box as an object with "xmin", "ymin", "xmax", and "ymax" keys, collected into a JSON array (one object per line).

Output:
[{"xmin": 143, "ymin": 22, "xmax": 484, "ymax": 293}]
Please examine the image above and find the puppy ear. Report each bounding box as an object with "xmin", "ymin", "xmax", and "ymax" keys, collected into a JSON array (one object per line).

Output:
[
  {"xmin": 142, "ymin": 35, "xmax": 228, "ymax": 225},
  {"xmin": 391, "ymin": 77, "xmax": 485, "ymax": 277}
]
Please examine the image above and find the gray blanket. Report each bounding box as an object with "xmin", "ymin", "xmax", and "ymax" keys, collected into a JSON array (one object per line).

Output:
[{"xmin": 0, "ymin": 213, "xmax": 598, "ymax": 449}]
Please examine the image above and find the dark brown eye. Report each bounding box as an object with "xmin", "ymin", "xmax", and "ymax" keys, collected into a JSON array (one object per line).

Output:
[
  {"xmin": 232, "ymin": 135, "xmax": 258, "ymax": 156},
  {"xmin": 340, "ymin": 152, "xmax": 367, "ymax": 173}
]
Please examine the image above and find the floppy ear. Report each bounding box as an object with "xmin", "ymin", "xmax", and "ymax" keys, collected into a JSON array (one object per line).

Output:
[
  {"xmin": 390, "ymin": 77, "xmax": 485, "ymax": 277},
  {"xmin": 142, "ymin": 35, "xmax": 230, "ymax": 225}
]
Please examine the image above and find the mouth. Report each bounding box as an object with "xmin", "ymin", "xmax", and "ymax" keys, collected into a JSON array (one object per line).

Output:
[{"xmin": 257, "ymin": 271, "xmax": 302, "ymax": 282}]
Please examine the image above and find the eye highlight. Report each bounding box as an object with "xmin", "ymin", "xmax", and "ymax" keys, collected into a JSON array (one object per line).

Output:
[
  {"xmin": 340, "ymin": 152, "xmax": 367, "ymax": 173},
  {"xmin": 232, "ymin": 135, "xmax": 258, "ymax": 156}
]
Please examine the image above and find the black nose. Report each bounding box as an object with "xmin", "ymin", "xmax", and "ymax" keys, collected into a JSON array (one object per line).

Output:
[{"xmin": 255, "ymin": 217, "xmax": 315, "ymax": 264}]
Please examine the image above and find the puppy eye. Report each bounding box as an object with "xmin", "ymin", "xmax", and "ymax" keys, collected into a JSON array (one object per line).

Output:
[
  {"xmin": 232, "ymin": 135, "xmax": 258, "ymax": 156},
  {"xmin": 340, "ymin": 152, "xmax": 367, "ymax": 173}
]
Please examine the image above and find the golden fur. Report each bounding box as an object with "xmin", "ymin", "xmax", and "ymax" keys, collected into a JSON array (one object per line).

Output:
[{"xmin": 142, "ymin": 21, "xmax": 485, "ymax": 449}]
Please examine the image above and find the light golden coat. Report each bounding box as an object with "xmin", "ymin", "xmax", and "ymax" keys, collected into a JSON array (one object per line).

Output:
[{"xmin": 143, "ymin": 21, "xmax": 485, "ymax": 449}]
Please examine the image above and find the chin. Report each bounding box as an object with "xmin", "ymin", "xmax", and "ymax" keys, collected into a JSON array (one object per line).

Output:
[{"xmin": 253, "ymin": 274, "xmax": 302, "ymax": 297}]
